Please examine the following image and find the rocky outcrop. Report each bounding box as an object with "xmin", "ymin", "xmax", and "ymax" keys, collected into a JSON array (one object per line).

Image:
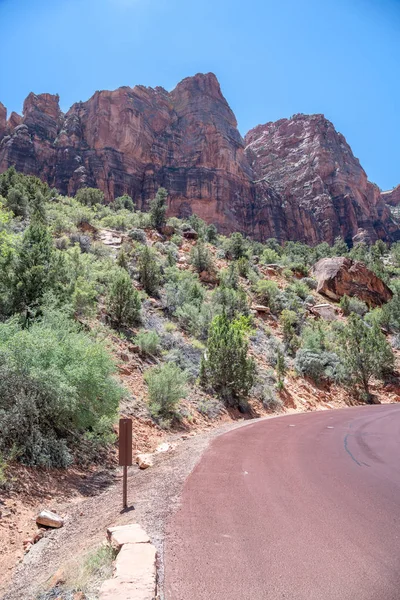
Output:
[
  {"xmin": 311, "ymin": 257, "xmax": 393, "ymax": 307},
  {"xmin": 0, "ymin": 74, "xmax": 398, "ymax": 244},
  {"xmin": 381, "ymin": 185, "xmax": 400, "ymax": 206},
  {"xmin": 245, "ymin": 114, "xmax": 397, "ymax": 245}
]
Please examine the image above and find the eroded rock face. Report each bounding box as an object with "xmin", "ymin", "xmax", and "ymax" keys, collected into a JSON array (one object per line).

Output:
[
  {"xmin": 0, "ymin": 75, "xmax": 398, "ymax": 244},
  {"xmin": 382, "ymin": 185, "xmax": 400, "ymax": 207},
  {"xmin": 311, "ymin": 257, "xmax": 393, "ymax": 307},
  {"xmin": 245, "ymin": 114, "xmax": 397, "ymax": 245}
]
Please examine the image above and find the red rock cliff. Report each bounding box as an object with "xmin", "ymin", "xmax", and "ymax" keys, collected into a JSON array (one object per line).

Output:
[
  {"xmin": 0, "ymin": 75, "xmax": 397, "ymax": 244},
  {"xmin": 245, "ymin": 114, "xmax": 397, "ymax": 245}
]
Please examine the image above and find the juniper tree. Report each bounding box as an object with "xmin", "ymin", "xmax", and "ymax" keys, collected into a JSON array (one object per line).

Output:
[
  {"xmin": 337, "ymin": 313, "xmax": 394, "ymax": 401},
  {"xmin": 201, "ymin": 313, "xmax": 255, "ymax": 407},
  {"xmin": 149, "ymin": 187, "xmax": 168, "ymax": 231}
]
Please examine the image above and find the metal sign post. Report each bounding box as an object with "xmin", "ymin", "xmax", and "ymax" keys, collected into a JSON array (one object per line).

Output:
[{"xmin": 119, "ymin": 418, "xmax": 133, "ymax": 509}]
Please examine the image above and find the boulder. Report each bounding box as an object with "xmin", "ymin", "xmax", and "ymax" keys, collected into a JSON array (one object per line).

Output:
[
  {"xmin": 182, "ymin": 228, "xmax": 198, "ymax": 240},
  {"xmin": 136, "ymin": 454, "xmax": 153, "ymax": 470},
  {"xmin": 309, "ymin": 303, "xmax": 339, "ymax": 321},
  {"xmin": 311, "ymin": 257, "xmax": 393, "ymax": 307},
  {"xmin": 251, "ymin": 304, "xmax": 271, "ymax": 314},
  {"xmin": 36, "ymin": 510, "xmax": 64, "ymax": 528}
]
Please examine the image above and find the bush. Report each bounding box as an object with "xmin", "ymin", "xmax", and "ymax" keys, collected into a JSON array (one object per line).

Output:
[
  {"xmin": 339, "ymin": 295, "xmax": 368, "ymax": 316},
  {"xmin": 135, "ymin": 330, "xmax": 160, "ymax": 356},
  {"xmin": 226, "ymin": 232, "xmax": 247, "ymax": 260},
  {"xmin": 287, "ymin": 281, "xmax": 309, "ymax": 300},
  {"xmin": 190, "ymin": 240, "xmax": 212, "ymax": 273},
  {"xmin": 0, "ymin": 309, "xmax": 122, "ymax": 467},
  {"xmin": 112, "ymin": 195, "xmax": 135, "ymax": 211},
  {"xmin": 200, "ymin": 314, "xmax": 256, "ymax": 407},
  {"xmin": 138, "ymin": 246, "xmax": 162, "ymax": 296},
  {"xmin": 164, "ymin": 268, "xmax": 205, "ymax": 314},
  {"xmin": 302, "ymin": 277, "xmax": 318, "ymax": 290},
  {"xmin": 149, "ymin": 187, "xmax": 167, "ymax": 230},
  {"xmin": 211, "ymin": 285, "xmax": 249, "ymax": 320},
  {"xmin": 170, "ymin": 233, "xmax": 183, "ymax": 247},
  {"xmin": 335, "ymin": 314, "xmax": 394, "ymax": 400},
  {"xmin": 128, "ymin": 228, "xmax": 147, "ymax": 244},
  {"xmin": 76, "ymin": 187, "xmax": 105, "ymax": 206},
  {"xmin": 280, "ymin": 309, "xmax": 300, "ymax": 355},
  {"xmin": 261, "ymin": 248, "xmax": 281, "ymax": 264},
  {"xmin": 107, "ymin": 270, "xmax": 141, "ymax": 327},
  {"xmin": 295, "ymin": 348, "xmax": 342, "ymax": 383},
  {"xmin": 205, "ymin": 223, "xmax": 218, "ymax": 244},
  {"xmin": 236, "ymin": 256, "xmax": 250, "ymax": 277},
  {"xmin": 255, "ymin": 280, "xmax": 281, "ymax": 313},
  {"xmin": 145, "ymin": 363, "xmax": 188, "ymax": 423}
]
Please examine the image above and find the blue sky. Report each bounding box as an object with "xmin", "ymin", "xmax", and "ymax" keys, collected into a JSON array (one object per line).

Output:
[{"xmin": 0, "ymin": 0, "xmax": 399, "ymax": 190}]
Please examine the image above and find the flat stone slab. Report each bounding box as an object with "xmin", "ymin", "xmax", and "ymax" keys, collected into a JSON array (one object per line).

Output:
[
  {"xmin": 99, "ymin": 575, "xmax": 156, "ymax": 600},
  {"xmin": 115, "ymin": 542, "xmax": 157, "ymax": 580},
  {"xmin": 107, "ymin": 523, "xmax": 150, "ymax": 548}
]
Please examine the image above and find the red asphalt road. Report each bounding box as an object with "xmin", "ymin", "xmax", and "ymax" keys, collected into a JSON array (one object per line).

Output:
[{"xmin": 165, "ymin": 405, "xmax": 400, "ymax": 600}]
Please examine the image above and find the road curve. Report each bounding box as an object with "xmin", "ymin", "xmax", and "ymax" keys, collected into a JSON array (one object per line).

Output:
[{"xmin": 164, "ymin": 405, "xmax": 400, "ymax": 600}]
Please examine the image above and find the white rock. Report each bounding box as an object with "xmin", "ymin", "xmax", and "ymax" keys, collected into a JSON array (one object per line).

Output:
[
  {"xmin": 36, "ymin": 510, "xmax": 64, "ymax": 528},
  {"xmin": 136, "ymin": 454, "xmax": 153, "ymax": 470}
]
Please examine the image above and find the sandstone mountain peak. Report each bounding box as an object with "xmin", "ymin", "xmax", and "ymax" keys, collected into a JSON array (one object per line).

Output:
[{"xmin": 0, "ymin": 73, "xmax": 398, "ymax": 245}]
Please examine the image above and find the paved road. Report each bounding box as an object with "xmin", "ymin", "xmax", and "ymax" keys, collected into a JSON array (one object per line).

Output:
[{"xmin": 165, "ymin": 405, "xmax": 400, "ymax": 600}]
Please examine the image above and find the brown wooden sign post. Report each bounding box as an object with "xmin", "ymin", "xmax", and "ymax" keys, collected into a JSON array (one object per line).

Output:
[{"xmin": 119, "ymin": 418, "xmax": 133, "ymax": 509}]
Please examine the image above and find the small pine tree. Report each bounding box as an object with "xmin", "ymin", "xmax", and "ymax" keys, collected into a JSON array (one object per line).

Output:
[
  {"xmin": 190, "ymin": 240, "xmax": 212, "ymax": 273},
  {"xmin": 227, "ymin": 232, "xmax": 247, "ymax": 260},
  {"xmin": 149, "ymin": 187, "xmax": 168, "ymax": 231},
  {"xmin": 117, "ymin": 248, "xmax": 129, "ymax": 271},
  {"xmin": 107, "ymin": 270, "xmax": 141, "ymax": 327},
  {"xmin": 276, "ymin": 350, "xmax": 286, "ymax": 390},
  {"xmin": 201, "ymin": 313, "xmax": 256, "ymax": 407},
  {"xmin": 138, "ymin": 246, "xmax": 161, "ymax": 296},
  {"xmin": 205, "ymin": 223, "xmax": 218, "ymax": 244},
  {"xmin": 12, "ymin": 220, "xmax": 55, "ymax": 317}
]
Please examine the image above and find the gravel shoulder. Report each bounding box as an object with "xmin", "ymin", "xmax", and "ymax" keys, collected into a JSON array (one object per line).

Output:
[{"xmin": 1, "ymin": 418, "xmax": 251, "ymax": 600}]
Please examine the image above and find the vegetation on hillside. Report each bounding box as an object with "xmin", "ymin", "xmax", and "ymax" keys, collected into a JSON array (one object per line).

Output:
[{"xmin": 1, "ymin": 167, "xmax": 399, "ymax": 470}]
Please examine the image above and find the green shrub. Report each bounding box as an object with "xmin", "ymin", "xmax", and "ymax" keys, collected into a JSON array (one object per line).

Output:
[
  {"xmin": 335, "ymin": 314, "xmax": 394, "ymax": 400},
  {"xmin": 339, "ymin": 294, "xmax": 368, "ymax": 316},
  {"xmin": 164, "ymin": 268, "xmax": 205, "ymax": 314},
  {"xmin": 76, "ymin": 187, "xmax": 105, "ymax": 206},
  {"xmin": 205, "ymin": 223, "xmax": 218, "ymax": 244},
  {"xmin": 287, "ymin": 281, "xmax": 309, "ymax": 300},
  {"xmin": 149, "ymin": 187, "xmax": 167, "ymax": 230},
  {"xmin": 128, "ymin": 228, "xmax": 147, "ymax": 244},
  {"xmin": 295, "ymin": 349, "xmax": 342, "ymax": 383},
  {"xmin": 275, "ymin": 350, "xmax": 286, "ymax": 389},
  {"xmin": 237, "ymin": 256, "xmax": 250, "ymax": 277},
  {"xmin": 226, "ymin": 232, "xmax": 247, "ymax": 260},
  {"xmin": 107, "ymin": 270, "xmax": 141, "ymax": 327},
  {"xmin": 190, "ymin": 240, "xmax": 212, "ymax": 273},
  {"xmin": 255, "ymin": 280, "xmax": 281, "ymax": 313},
  {"xmin": 261, "ymin": 248, "xmax": 281, "ymax": 264},
  {"xmin": 170, "ymin": 233, "xmax": 183, "ymax": 247},
  {"xmin": 200, "ymin": 314, "xmax": 256, "ymax": 407},
  {"xmin": 211, "ymin": 285, "xmax": 249, "ymax": 320},
  {"xmin": 145, "ymin": 363, "xmax": 188, "ymax": 423},
  {"xmin": 138, "ymin": 246, "xmax": 162, "ymax": 296},
  {"xmin": 280, "ymin": 309, "xmax": 300, "ymax": 355},
  {"xmin": 135, "ymin": 330, "xmax": 160, "ymax": 355},
  {"xmin": 111, "ymin": 194, "xmax": 135, "ymax": 211},
  {"xmin": 0, "ymin": 309, "xmax": 122, "ymax": 467}
]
